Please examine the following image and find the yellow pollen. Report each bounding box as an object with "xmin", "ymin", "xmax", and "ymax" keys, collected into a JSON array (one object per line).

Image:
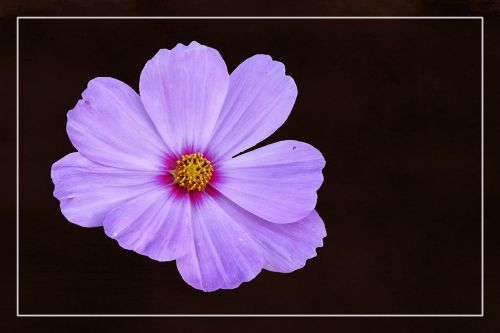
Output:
[{"xmin": 172, "ymin": 153, "xmax": 214, "ymax": 191}]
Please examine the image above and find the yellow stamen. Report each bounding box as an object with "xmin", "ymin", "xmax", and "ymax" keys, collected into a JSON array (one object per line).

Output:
[{"xmin": 172, "ymin": 153, "xmax": 214, "ymax": 191}]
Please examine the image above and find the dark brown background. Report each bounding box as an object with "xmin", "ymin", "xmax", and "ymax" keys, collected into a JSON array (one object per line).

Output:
[
  {"xmin": 3, "ymin": 1, "xmax": 500, "ymax": 332},
  {"xmin": 18, "ymin": 18, "xmax": 481, "ymax": 314}
]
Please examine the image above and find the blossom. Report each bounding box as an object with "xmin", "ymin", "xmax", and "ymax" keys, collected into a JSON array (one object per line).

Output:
[{"xmin": 51, "ymin": 41, "xmax": 326, "ymax": 292}]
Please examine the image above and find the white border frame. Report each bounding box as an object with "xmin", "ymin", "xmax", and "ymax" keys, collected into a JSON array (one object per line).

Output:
[{"xmin": 16, "ymin": 16, "xmax": 484, "ymax": 318}]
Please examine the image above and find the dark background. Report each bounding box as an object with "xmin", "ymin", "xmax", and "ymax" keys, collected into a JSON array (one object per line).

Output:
[
  {"xmin": 2, "ymin": 1, "xmax": 500, "ymax": 332},
  {"xmin": 18, "ymin": 18, "xmax": 481, "ymax": 315}
]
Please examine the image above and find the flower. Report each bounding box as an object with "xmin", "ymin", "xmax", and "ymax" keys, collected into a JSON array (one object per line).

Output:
[{"xmin": 51, "ymin": 41, "xmax": 326, "ymax": 292}]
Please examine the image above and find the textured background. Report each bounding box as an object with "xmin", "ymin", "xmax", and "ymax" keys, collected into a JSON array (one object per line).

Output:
[
  {"xmin": 3, "ymin": 1, "xmax": 499, "ymax": 332},
  {"xmin": 18, "ymin": 18, "xmax": 481, "ymax": 314}
]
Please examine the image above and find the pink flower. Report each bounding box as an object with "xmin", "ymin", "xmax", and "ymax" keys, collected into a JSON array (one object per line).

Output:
[{"xmin": 51, "ymin": 41, "xmax": 326, "ymax": 292}]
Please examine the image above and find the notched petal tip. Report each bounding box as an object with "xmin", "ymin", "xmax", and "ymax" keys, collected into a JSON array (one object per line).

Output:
[
  {"xmin": 241, "ymin": 54, "xmax": 289, "ymax": 78},
  {"xmin": 178, "ymin": 260, "xmax": 263, "ymax": 293},
  {"xmin": 153, "ymin": 41, "xmax": 219, "ymax": 60},
  {"xmin": 173, "ymin": 40, "xmax": 203, "ymax": 50}
]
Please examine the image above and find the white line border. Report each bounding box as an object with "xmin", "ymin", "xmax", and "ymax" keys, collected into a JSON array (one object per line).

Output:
[{"xmin": 16, "ymin": 16, "xmax": 484, "ymax": 318}]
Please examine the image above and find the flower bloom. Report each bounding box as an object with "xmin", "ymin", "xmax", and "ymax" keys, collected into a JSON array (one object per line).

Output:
[{"xmin": 51, "ymin": 41, "xmax": 326, "ymax": 292}]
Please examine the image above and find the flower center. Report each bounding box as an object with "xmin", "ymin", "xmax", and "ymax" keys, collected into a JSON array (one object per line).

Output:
[{"xmin": 172, "ymin": 153, "xmax": 214, "ymax": 191}]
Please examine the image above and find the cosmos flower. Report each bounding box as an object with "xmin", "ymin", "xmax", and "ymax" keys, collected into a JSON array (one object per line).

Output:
[{"xmin": 51, "ymin": 41, "xmax": 326, "ymax": 292}]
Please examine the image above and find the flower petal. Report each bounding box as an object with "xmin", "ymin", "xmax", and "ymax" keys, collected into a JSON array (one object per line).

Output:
[
  {"xmin": 209, "ymin": 54, "xmax": 297, "ymax": 161},
  {"xmin": 176, "ymin": 194, "xmax": 264, "ymax": 292},
  {"xmin": 215, "ymin": 195, "xmax": 326, "ymax": 273},
  {"xmin": 67, "ymin": 77, "xmax": 168, "ymax": 171},
  {"xmin": 213, "ymin": 140, "xmax": 325, "ymax": 224},
  {"xmin": 103, "ymin": 185, "xmax": 192, "ymax": 262},
  {"xmin": 260, "ymin": 211, "xmax": 326, "ymax": 272},
  {"xmin": 51, "ymin": 152, "xmax": 162, "ymax": 228},
  {"xmin": 139, "ymin": 41, "xmax": 229, "ymax": 154}
]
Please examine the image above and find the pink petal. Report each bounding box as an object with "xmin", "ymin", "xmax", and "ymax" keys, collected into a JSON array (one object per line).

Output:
[
  {"xmin": 213, "ymin": 140, "xmax": 325, "ymax": 224},
  {"xmin": 176, "ymin": 194, "xmax": 264, "ymax": 292},
  {"xmin": 139, "ymin": 41, "xmax": 229, "ymax": 154},
  {"xmin": 216, "ymin": 195, "xmax": 326, "ymax": 273},
  {"xmin": 51, "ymin": 152, "xmax": 162, "ymax": 227},
  {"xmin": 103, "ymin": 185, "xmax": 192, "ymax": 261},
  {"xmin": 209, "ymin": 54, "xmax": 297, "ymax": 161},
  {"xmin": 67, "ymin": 77, "xmax": 169, "ymax": 171}
]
